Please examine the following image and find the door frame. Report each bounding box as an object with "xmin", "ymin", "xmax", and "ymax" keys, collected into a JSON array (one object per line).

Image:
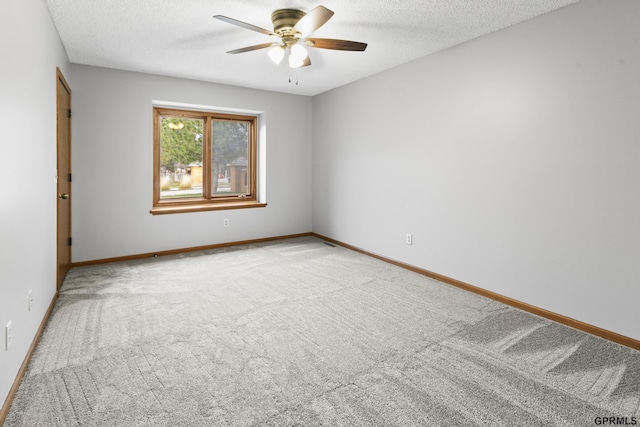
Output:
[{"xmin": 56, "ymin": 68, "xmax": 72, "ymax": 290}]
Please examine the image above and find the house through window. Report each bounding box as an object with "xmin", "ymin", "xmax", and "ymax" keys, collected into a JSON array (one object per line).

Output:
[{"xmin": 151, "ymin": 106, "xmax": 265, "ymax": 214}]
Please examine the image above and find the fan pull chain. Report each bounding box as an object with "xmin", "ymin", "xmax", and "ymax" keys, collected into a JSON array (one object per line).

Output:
[{"xmin": 288, "ymin": 76, "xmax": 299, "ymax": 85}]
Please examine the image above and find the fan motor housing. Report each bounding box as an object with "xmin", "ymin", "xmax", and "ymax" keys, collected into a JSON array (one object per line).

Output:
[{"xmin": 271, "ymin": 9, "xmax": 306, "ymax": 35}]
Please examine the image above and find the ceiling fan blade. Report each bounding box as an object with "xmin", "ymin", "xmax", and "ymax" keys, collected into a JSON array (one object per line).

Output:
[
  {"xmin": 227, "ymin": 43, "xmax": 275, "ymax": 54},
  {"xmin": 305, "ymin": 38, "xmax": 367, "ymax": 51},
  {"xmin": 293, "ymin": 6, "xmax": 334, "ymax": 37},
  {"xmin": 213, "ymin": 15, "xmax": 276, "ymax": 37}
]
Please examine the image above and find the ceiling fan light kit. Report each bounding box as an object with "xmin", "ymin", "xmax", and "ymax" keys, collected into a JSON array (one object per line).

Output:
[
  {"xmin": 214, "ymin": 5, "xmax": 367, "ymax": 69},
  {"xmin": 268, "ymin": 46, "xmax": 285, "ymax": 64}
]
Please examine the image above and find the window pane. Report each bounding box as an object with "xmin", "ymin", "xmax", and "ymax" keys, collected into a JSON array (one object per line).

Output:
[
  {"xmin": 159, "ymin": 117, "xmax": 204, "ymax": 199},
  {"xmin": 212, "ymin": 120, "xmax": 250, "ymax": 196}
]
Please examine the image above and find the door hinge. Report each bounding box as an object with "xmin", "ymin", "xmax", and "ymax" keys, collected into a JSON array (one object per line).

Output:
[
  {"xmin": 68, "ymin": 237, "xmax": 72, "ymax": 246},
  {"xmin": 68, "ymin": 173, "xmax": 72, "ymax": 182},
  {"xmin": 68, "ymin": 109, "xmax": 72, "ymax": 118}
]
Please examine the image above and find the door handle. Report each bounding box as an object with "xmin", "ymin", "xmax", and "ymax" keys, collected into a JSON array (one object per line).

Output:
[{"xmin": 58, "ymin": 193, "xmax": 70, "ymax": 199}]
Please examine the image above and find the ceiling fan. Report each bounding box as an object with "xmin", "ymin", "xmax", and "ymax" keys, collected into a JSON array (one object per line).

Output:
[{"xmin": 214, "ymin": 6, "xmax": 367, "ymax": 68}]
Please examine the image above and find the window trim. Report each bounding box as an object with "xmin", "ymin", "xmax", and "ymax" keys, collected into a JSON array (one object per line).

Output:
[{"xmin": 151, "ymin": 107, "xmax": 266, "ymax": 215}]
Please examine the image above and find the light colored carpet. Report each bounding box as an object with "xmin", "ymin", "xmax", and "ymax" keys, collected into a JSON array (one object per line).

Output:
[{"xmin": 5, "ymin": 236, "xmax": 640, "ymax": 426}]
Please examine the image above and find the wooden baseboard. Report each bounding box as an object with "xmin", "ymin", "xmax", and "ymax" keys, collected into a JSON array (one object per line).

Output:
[
  {"xmin": 312, "ymin": 233, "xmax": 640, "ymax": 351},
  {"xmin": 0, "ymin": 291, "xmax": 59, "ymax": 425},
  {"xmin": 71, "ymin": 232, "xmax": 314, "ymax": 268}
]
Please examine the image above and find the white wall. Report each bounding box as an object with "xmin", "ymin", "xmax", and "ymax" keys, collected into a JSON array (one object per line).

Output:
[
  {"xmin": 0, "ymin": 0, "xmax": 70, "ymax": 408},
  {"xmin": 70, "ymin": 65, "xmax": 312, "ymax": 262},
  {"xmin": 312, "ymin": 0, "xmax": 640, "ymax": 341}
]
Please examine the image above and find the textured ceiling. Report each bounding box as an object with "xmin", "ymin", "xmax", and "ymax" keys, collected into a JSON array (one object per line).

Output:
[{"xmin": 45, "ymin": 0, "xmax": 579, "ymax": 96}]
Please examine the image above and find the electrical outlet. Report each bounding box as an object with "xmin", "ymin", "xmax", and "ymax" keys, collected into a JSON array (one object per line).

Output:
[
  {"xmin": 406, "ymin": 233, "xmax": 413, "ymax": 245},
  {"xmin": 5, "ymin": 321, "xmax": 12, "ymax": 351},
  {"xmin": 223, "ymin": 219, "xmax": 229, "ymax": 227},
  {"xmin": 28, "ymin": 290, "xmax": 34, "ymax": 311}
]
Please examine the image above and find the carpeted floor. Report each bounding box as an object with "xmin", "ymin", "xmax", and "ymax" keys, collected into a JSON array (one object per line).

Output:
[{"xmin": 4, "ymin": 236, "xmax": 640, "ymax": 426}]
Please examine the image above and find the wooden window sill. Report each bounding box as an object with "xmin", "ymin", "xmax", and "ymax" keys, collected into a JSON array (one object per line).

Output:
[{"xmin": 150, "ymin": 201, "xmax": 267, "ymax": 215}]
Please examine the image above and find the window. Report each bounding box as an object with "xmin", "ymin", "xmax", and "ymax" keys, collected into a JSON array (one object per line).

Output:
[{"xmin": 151, "ymin": 107, "xmax": 265, "ymax": 214}]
